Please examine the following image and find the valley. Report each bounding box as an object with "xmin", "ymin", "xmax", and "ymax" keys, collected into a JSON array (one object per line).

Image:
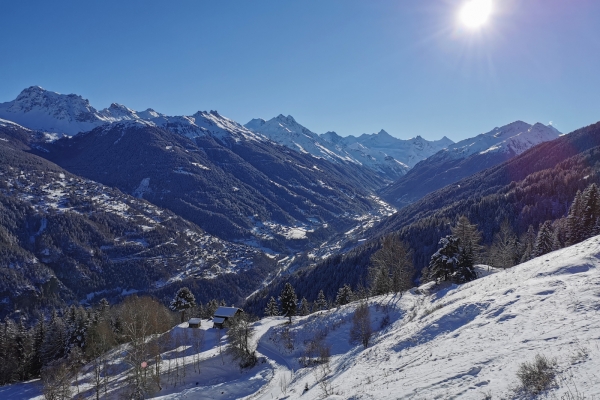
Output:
[{"xmin": 1, "ymin": 86, "xmax": 599, "ymax": 399}]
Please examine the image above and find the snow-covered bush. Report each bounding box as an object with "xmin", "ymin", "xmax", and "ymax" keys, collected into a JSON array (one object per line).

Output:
[{"xmin": 516, "ymin": 354, "xmax": 556, "ymax": 395}]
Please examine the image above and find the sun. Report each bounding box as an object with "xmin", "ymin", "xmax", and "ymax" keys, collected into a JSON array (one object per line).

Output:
[{"xmin": 459, "ymin": 0, "xmax": 493, "ymax": 29}]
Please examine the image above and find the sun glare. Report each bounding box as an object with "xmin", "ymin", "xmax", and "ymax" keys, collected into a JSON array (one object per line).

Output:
[{"xmin": 459, "ymin": 0, "xmax": 493, "ymax": 29}]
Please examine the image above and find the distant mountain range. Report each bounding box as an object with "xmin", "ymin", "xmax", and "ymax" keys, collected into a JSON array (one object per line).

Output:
[
  {"xmin": 380, "ymin": 120, "xmax": 561, "ymax": 208},
  {"xmin": 0, "ymin": 87, "xmax": 559, "ymax": 189},
  {"xmin": 0, "ymin": 86, "xmax": 586, "ymax": 323},
  {"xmin": 245, "ymin": 114, "xmax": 453, "ymax": 180},
  {"xmin": 0, "ymin": 86, "xmax": 561, "ymax": 252}
]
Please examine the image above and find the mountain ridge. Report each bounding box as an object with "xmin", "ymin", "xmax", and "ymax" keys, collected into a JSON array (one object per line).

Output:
[{"xmin": 381, "ymin": 120, "xmax": 560, "ymax": 208}]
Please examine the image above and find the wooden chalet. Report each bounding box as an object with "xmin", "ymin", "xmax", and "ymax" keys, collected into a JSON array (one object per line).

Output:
[
  {"xmin": 212, "ymin": 306, "xmax": 243, "ymax": 328},
  {"xmin": 188, "ymin": 318, "xmax": 202, "ymax": 328}
]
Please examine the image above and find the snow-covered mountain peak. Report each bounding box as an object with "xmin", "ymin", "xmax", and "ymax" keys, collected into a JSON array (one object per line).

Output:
[
  {"xmin": 10, "ymin": 86, "xmax": 95, "ymax": 116},
  {"xmin": 244, "ymin": 118, "xmax": 266, "ymax": 132},
  {"xmin": 191, "ymin": 110, "xmax": 263, "ymax": 142},
  {"xmin": 136, "ymin": 108, "xmax": 164, "ymax": 120},
  {"xmin": 0, "ymin": 86, "xmax": 107, "ymax": 135},
  {"xmin": 99, "ymin": 119, "xmax": 155, "ymax": 133},
  {"xmin": 98, "ymin": 103, "xmax": 138, "ymax": 121},
  {"xmin": 246, "ymin": 114, "xmax": 453, "ymax": 177},
  {"xmin": 15, "ymin": 85, "xmax": 47, "ymax": 99},
  {"xmin": 321, "ymin": 131, "xmax": 343, "ymax": 144},
  {"xmin": 374, "ymin": 129, "xmax": 394, "ymax": 140},
  {"xmin": 275, "ymin": 114, "xmax": 297, "ymax": 124},
  {"xmin": 442, "ymin": 120, "xmax": 560, "ymax": 160}
]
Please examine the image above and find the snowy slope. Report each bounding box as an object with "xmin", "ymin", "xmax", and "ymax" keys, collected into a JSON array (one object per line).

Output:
[
  {"xmin": 342, "ymin": 130, "xmax": 454, "ymax": 168},
  {"xmin": 254, "ymin": 236, "xmax": 600, "ymax": 399},
  {"xmin": 441, "ymin": 120, "xmax": 559, "ymax": 160},
  {"xmin": 245, "ymin": 115, "xmax": 454, "ymax": 180},
  {"xmin": 0, "ymin": 87, "xmax": 265, "ymax": 142},
  {"xmin": 245, "ymin": 114, "xmax": 356, "ymax": 162},
  {"xmin": 5, "ymin": 235, "xmax": 599, "ymax": 399},
  {"xmin": 0, "ymin": 86, "xmax": 109, "ymax": 135}
]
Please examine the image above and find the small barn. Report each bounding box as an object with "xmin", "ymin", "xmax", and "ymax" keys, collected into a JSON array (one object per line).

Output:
[
  {"xmin": 212, "ymin": 306, "xmax": 243, "ymax": 329},
  {"xmin": 188, "ymin": 318, "xmax": 202, "ymax": 328}
]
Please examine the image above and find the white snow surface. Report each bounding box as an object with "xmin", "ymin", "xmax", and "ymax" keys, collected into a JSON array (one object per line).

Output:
[
  {"xmin": 440, "ymin": 120, "xmax": 560, "ymax": 160},
  {"xmin": 0, "ymin": 117, "xmax": 29, "ymax": 129},
  {"xmin": 4, "ymin": 235, "xmax": 599, "ymax": 399},
  {"xmin": 0, "ymin": 87, "xmax": 265, "ymax": 142},
  {"xmin": 244, "ymin": 115, "xmax": 454, "ymax": 178},
  {"xmin": 341, "ymin": 129, "xmax": 454, "ymax": 168},
  {"xmin": 1, "ymin": 88, "xmax": 559, "ymax": 181}
]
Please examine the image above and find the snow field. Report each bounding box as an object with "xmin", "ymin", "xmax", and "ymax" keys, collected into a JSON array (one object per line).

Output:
[{"xmin": 3, "ymin": 235, "xmax": 599, "ymax": 399}]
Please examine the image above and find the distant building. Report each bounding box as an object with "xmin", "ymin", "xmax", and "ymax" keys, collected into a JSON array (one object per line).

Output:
[
  {"xmin": 188, "ymin": 318, "xmax": 202, "ymax": 328},
  {"xmin": 212, "ymin": 306, "xmax": 243, "ymax": 328}
]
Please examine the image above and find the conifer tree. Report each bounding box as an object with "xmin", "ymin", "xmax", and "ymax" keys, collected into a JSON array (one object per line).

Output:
[
  {"xmin": 551, "ymin": 218, "xmax": 568, "ymax": 251},
  {"xmin": 335, "ymin": 285, "xmax": 353, "ymax": 306},
  {"xmin": 42, "ymin": 311, "xmax": 68, "ymax": 366},
  {"xmin": 581, "ymin": 183, "xmax": 600, "ymax": 239},
  {"xmin": 369, "ymin": 265, "xmax": 390, "ymax": 296},
  {"xmin": 204, "ymin": 299, "xmax": 219, "ymax": 319},
  {"xmin": 0, "ymin": 318, "xmax": 19, "ymax": 384},
  {"xmin": 227, "ymin": 313, "xmax": 256, "ymax": 368},
  {"xmin": 567, "ymin": 190, "xmax": 584, "ymax": 245},
  {"xmin": 593, "ymin": 217, "xmax": 600, "ymax": 237},
  {"xmin": 456, "ymin": 245, "xmax": 477, "ymax": 283},
  {"xmin": 533, "ymin": 221, "xmax": 554, "ymax": 258},
  {"xmin": 264, "ymin": 296, "xmax": 279, "ymax": 317},
  {"xmin": 299, "ymin": 298, "xmax": 310, "ymax": 316},
  {"xmin": 280, "ymin": 283, "xmax": 298, "ymax": 323},
  {"xmin": 169, "ymin": 287, "xmax": 197, "ymax": 323},
  {"xmin": 315, "ymin": 290, "xmax": 328, "ymax": 311},
  {"xmin": 426, "ymin": 235, "xmax": 476, "ymax": 284},
  {"xmin": 15, "ymin": 319, "xmax": 32, "ymax": 381},
  {"xmin": 31, "ymin": 318, "xmax": 46, "ymax": 377}
]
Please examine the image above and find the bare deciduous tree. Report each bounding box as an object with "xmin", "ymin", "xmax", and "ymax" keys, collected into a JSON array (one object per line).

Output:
[
  {"xmin": 349, "ymin": 301, "xmax": 372, "ymax": 349},
  {"xmin": 41, "ymin": 360, "xmax": 73, "ymax": 400},
  {"xmin": 489, "ymin": 219, "xmax": 519, "ymax": 269},
  {"xmin": 118, "ymin": 296, "xmax": 172, "ymax": 397},
  {"xmin": 370, "ymin": 235, "xmax": 414, "ymax": 295}
]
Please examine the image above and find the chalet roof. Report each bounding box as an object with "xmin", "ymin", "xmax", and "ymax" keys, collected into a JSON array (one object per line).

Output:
[
  {"xmin": 213, "ymin": 317, "xmax": 226, "ymax": 324},
  {"xmin": 214, "ymin": 306, "xmax": 242, "ymax": 318},
  {"xmin": 188, "ymin": 318, "xmax": 201, "ymax": 324}
]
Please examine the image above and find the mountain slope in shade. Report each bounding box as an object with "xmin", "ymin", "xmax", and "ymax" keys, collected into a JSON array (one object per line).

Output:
[
  {"xmin": 0, "ymin": 123, "xmax": 273, "ymax": 315},
  {"xmin": 381, "ymin": 121, "xmax": 560, "ymax": 208},
  {"xmin": 245, "ymin": 115, "xmax": 453, "ymax": 180},
  {"xmin": 35, "ymin": 122, "xmax": 384, "ymax": 249}
]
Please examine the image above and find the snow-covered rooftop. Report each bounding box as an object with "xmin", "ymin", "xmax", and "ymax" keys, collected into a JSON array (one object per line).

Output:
[{"xmin": 214, "ymin": 306, "xmax": 242, "ymax": 318}]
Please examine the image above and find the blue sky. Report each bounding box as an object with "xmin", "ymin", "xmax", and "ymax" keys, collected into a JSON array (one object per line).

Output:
[{"xmin": 1, "ymin": 0, "xmax": 599, "ymax": 141}]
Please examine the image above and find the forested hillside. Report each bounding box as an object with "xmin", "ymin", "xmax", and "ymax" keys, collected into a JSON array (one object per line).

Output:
[
  {"xmin": 37, "ymin": 122, "xmax": 384, "ymax": 250},
  {"xmin": 0, "ymin": 124, "xmax": 276, "ymax": 318},
  {"xmin": 245, "ymin": 121, "xmax": 600, "ymax": 313}
]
